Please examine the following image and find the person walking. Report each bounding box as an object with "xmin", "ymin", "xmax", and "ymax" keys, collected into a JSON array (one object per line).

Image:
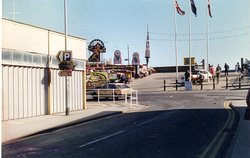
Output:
[
  {"xmin": 224, "ymin": 63, "xmax": 229, "ymax": 76},
  {"xmin": 184, "ymin": 69, "xmax": 190, "ymax": 81},
  {"xmin": 216, "ymin": 64, "xmax": 221, "ymax": 84}
]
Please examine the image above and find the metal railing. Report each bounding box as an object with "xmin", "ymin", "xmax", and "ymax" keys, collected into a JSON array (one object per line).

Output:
[{"xmin": 87, "ymin": 89, "xmax": 138, "ymax": 106}]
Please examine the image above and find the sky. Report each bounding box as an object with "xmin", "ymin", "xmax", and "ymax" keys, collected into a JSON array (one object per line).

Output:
[{"xmin": 2, "ymin": 0, "xmax": 250, "ymax": 69}]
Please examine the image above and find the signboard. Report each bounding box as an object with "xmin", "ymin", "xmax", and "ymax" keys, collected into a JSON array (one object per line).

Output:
[
  {"xmin": 184, "ymin": 57, "xmax": 195, "ymax": 65},
  {"xmin": 57, "ymin": 50, "xmax": 74, "ymax": 72},
  {"xmin": 56, "ymin": 50, "xmax": 72, "ymax": 62},
  {"xmin": 88, "ymin": 39, "xmax": 106, "ymax": 62},
  {"xmin": 59, "ymin": 70, "xmax": 72, "ymax": 77},
  {"xmin": 114, "ymin": 50, "xmax": 122, "ymax": 65},
  {"xmin": 132, "ymin": 52, "xmax": 140, "ymax": 65}
]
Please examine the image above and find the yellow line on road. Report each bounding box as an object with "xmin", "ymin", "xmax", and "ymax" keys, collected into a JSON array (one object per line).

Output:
[{"xmin": 199, "ymin": 101, "xmax": 235, "ymax": 158}]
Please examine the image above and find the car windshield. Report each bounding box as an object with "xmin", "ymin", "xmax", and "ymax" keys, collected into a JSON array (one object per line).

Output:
[{"xmin": 117, "ymin": 84, "xmax": 130, "ymax": 89}]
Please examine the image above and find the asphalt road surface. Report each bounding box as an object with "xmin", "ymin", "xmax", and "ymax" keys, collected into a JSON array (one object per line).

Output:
[{"xmin": 2, "ymin": 89, "xmax": 240, "ymax": 158}]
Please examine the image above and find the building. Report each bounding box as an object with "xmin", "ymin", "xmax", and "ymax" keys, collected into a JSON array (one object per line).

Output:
[{"xmin": 2, "ymin": 18, "xmax": 87, "ymax": 120}]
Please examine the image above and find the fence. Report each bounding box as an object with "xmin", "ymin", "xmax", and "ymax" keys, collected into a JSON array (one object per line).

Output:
[{"xmin": 162, "ymin": 74, "xmax": 250, "ymax": 92}]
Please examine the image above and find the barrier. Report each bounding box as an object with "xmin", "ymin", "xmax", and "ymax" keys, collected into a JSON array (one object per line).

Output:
[{"xmin": 87, "ymin": 89, "xmax": 138, "ymax": 106}]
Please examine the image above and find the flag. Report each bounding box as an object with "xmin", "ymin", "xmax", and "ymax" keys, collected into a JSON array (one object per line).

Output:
[
  {"xmin": 175, "ymin": 0, "xmax": 185, "ymax": 16},
  {"xmin": 208, "ymin": 0, "xmax": 212, "ymax": 17},
  {"xmin": 190, "ymin": 0, "xmax": 197, "ymax": 17}
]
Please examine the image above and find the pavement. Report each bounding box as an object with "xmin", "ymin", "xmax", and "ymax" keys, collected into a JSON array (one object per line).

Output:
[
  {"xmin": 2, "ymin": 101, "xmax": 147, "ymax": 144},
  {"xmin": 227, "ymin": 100, "xmax": 250, "ymax": 158}
]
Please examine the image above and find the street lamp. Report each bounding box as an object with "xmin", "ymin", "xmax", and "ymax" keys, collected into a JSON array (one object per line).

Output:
[
  {"xmin": 125, "ymin": 45, "xmax": 130, "ymax": 65},
  {"xmin": 64, "ymin": 0, "xmax": 69, "ymax": 115}
]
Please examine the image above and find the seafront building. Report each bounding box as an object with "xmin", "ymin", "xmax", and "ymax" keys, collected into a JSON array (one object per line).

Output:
[{"xmin": 2, "ymin": 18, "xmax": 87, "ymax": 120}]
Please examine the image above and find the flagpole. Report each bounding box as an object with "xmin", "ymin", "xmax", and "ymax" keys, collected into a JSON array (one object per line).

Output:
[
  {"xmin": 206, "ymin": 0, "xmax": 209, "ymax": 80},
  {"xmin": 205, "ymin": 0, "xmax": 209, "ymax": 77},
  {"xmin": 174, "ymin": 0, "xmax": 179, "ymax": 90},
  {"xmin": 188, "ymin": 0, "xmax": 192, "ymax": 82}
]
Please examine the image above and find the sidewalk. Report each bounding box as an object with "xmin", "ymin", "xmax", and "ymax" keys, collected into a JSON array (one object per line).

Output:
[
  {"xmin": 229, "ymin": 100, "xmax": 250, "ymax": 158},
  {"xmin": 2, "ymin": 102, "xmax": 146, "ymax": 144}
]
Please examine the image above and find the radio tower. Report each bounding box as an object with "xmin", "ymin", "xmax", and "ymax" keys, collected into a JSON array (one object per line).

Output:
[{"xmin": 145, "ymin": 25, "xmax": 150, "ymax": 67}]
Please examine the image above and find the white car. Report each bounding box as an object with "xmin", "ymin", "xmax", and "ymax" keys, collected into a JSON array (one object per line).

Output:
[
  {"xmin": 196, "ymin": 69, "xmax": 213, "ymax": 81},
  {"xmin": 91, "ymin": 83, "xmax": 133, "ymax": 100}
]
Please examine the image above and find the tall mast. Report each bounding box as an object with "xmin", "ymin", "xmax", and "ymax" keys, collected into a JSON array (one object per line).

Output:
[{"xmin": 145, "ymin": 25, "xmax": 150, "ymax": 67}]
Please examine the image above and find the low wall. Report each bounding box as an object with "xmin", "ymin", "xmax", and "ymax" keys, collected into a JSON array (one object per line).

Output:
[{"xmin": 154, "ymin": 66, "xmax": 193, "ymax": 73}]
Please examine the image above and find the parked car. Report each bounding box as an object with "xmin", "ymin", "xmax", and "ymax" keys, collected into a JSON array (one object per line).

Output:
[
  {"xmin": 197, "ymin": 69, "xmax": 213, "ymax": 80},
  {"xmin": 191, "ymin": 69, "xmax": 212, "ymax": 83},
  {"xmin": 181, "ymin": 69, "xmax": 213, "ymax": 84},
  {"xmin": 91, "ymin": 83, "xmax": 133, "ymax": 100}
]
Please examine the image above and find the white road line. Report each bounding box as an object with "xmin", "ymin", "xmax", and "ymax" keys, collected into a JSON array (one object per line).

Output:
[
  {"xmin": 79, "ymin": 130, "xmax": 125, "ymax": 148},
  {"xmin": 136, "ymin": 117, "xmax": 160, "ymax": 127},
  {"xmin": 79, "ymin": 115, "xmax": 166, "ymax": 148}
]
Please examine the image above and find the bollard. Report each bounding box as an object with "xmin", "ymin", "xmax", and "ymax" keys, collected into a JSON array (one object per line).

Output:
[
  {"xmin": 213, "ymin": 77, "xmax": 215, "ymax": 90},
  {"xmin": 239, "ymin": 77, "xmax": 241, "ymax": 89},
  {"xmin": 176, "ymin": 79, "xmax": 178, "ymax": 91},
  {"xmin": 226, "ymin": 77, "xmax": 228, "ymax": 89},
  {"xmin": 164, "ymin": 79, "xmax": 166, "ymax": 91},
  {"xmin": 244, "ymin": 89, "xmax": 250, "ymax": 120},
  {"xmin": 200, "ymin": 79, "xmax": 203, "ymax": 90}
]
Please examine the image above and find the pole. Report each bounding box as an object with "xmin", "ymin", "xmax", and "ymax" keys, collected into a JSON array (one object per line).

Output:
[
  {"xmin": 127, "ymin": 45, "xmax": 130, "ymax": 65},
  {"xmin": 188, "ymin": 0, "xmax": 192, "ymax": 81},
  {"xmin": 64, "ymin": 0, "xmax": 69, "ymax": 115},
  {"xmin": 174, "ymin": 0, "xmax": 179, "ymax": 90},
  {"xmin": 206, "ymin": 0, "xmax": 209, "ymax": 81}
]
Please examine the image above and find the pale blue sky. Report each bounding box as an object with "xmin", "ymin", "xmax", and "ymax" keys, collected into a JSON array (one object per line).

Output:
[{"xmin": 2, "ymin": 0, "xmax": 250, "ymax": 68}]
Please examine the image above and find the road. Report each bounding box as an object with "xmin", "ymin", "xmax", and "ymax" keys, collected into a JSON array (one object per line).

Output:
[
  {"xmin": 2, "ymin": 93, "xmax": 240, "ymax": 157},
  {"xmin": 3, "ymin": 73, "xmax": 244, "ymax": 158}
]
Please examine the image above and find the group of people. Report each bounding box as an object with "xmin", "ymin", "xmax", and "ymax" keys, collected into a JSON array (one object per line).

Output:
[
  {"xmin": 209, "ymin": 62, "xmax": 248, "ymax": 84},
  {"xmin": 184, "ymin": 62, "xmax": 247, "ymax": 85},
  {"xmin": 209, "ymin": 63, "xmax": 230, "ymax": 84}
]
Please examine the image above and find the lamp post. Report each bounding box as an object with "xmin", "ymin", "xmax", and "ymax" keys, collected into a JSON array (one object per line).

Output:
[
  {"xmin": 127, "ymin": 45, "xmax": 130, "ymax": 65},
  {"xmin": 64, "ymin": 0, "xmax": 69, "ymax": 115}
]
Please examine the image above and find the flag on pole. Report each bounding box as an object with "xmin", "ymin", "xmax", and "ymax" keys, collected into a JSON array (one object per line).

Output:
[
  {"xmin": 175, "ymin": 0, "xmax": 185, "ymax": 16},
  {"xmin": 190, "ymin": 0, "xmax": 197, "ymax": 17},
  {"xmin": 208, "ymin": 0, "xmax": 212, "ymax": 17}
]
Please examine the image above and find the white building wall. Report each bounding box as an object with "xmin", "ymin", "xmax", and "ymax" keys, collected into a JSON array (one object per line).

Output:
[
  {"xmin": 2, "ymin": 19, "xmax": 86, "ymax": 60},
  {"xmin": 2, "ymin": 19, "xmax": 87, "ymax": 120}
]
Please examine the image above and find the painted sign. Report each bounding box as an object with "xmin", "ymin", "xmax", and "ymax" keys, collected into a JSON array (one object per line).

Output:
[
  {"xmin": 132, "ymin": 52, "xmax": 140, "ymax": 65},
  {"xmin": 86, "ymin": 72, "xmax": 108, "ymax": 89},
  {"xmin": 114, "ymin": 50, "xmax": 122, "ymax": 65},
  {"xmin": 88, "ymin": 39, "xmax": 106, "ymax": 62}
]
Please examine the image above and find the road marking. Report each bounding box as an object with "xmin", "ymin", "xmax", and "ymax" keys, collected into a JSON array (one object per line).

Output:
[
  {"xmin": 79, "ymin": 130, "xmax": 124, "ymax": 148},
  {"xmin": 79, "ymin": 111, "xmax": 175, "ymax": 149},
  {"xmin": 199, "ymin": 101, "xmax": 235, "ymax": 158},
  {"xmin": 136, "ymin": 117, "xmax": 160, "ymax": 127}
]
